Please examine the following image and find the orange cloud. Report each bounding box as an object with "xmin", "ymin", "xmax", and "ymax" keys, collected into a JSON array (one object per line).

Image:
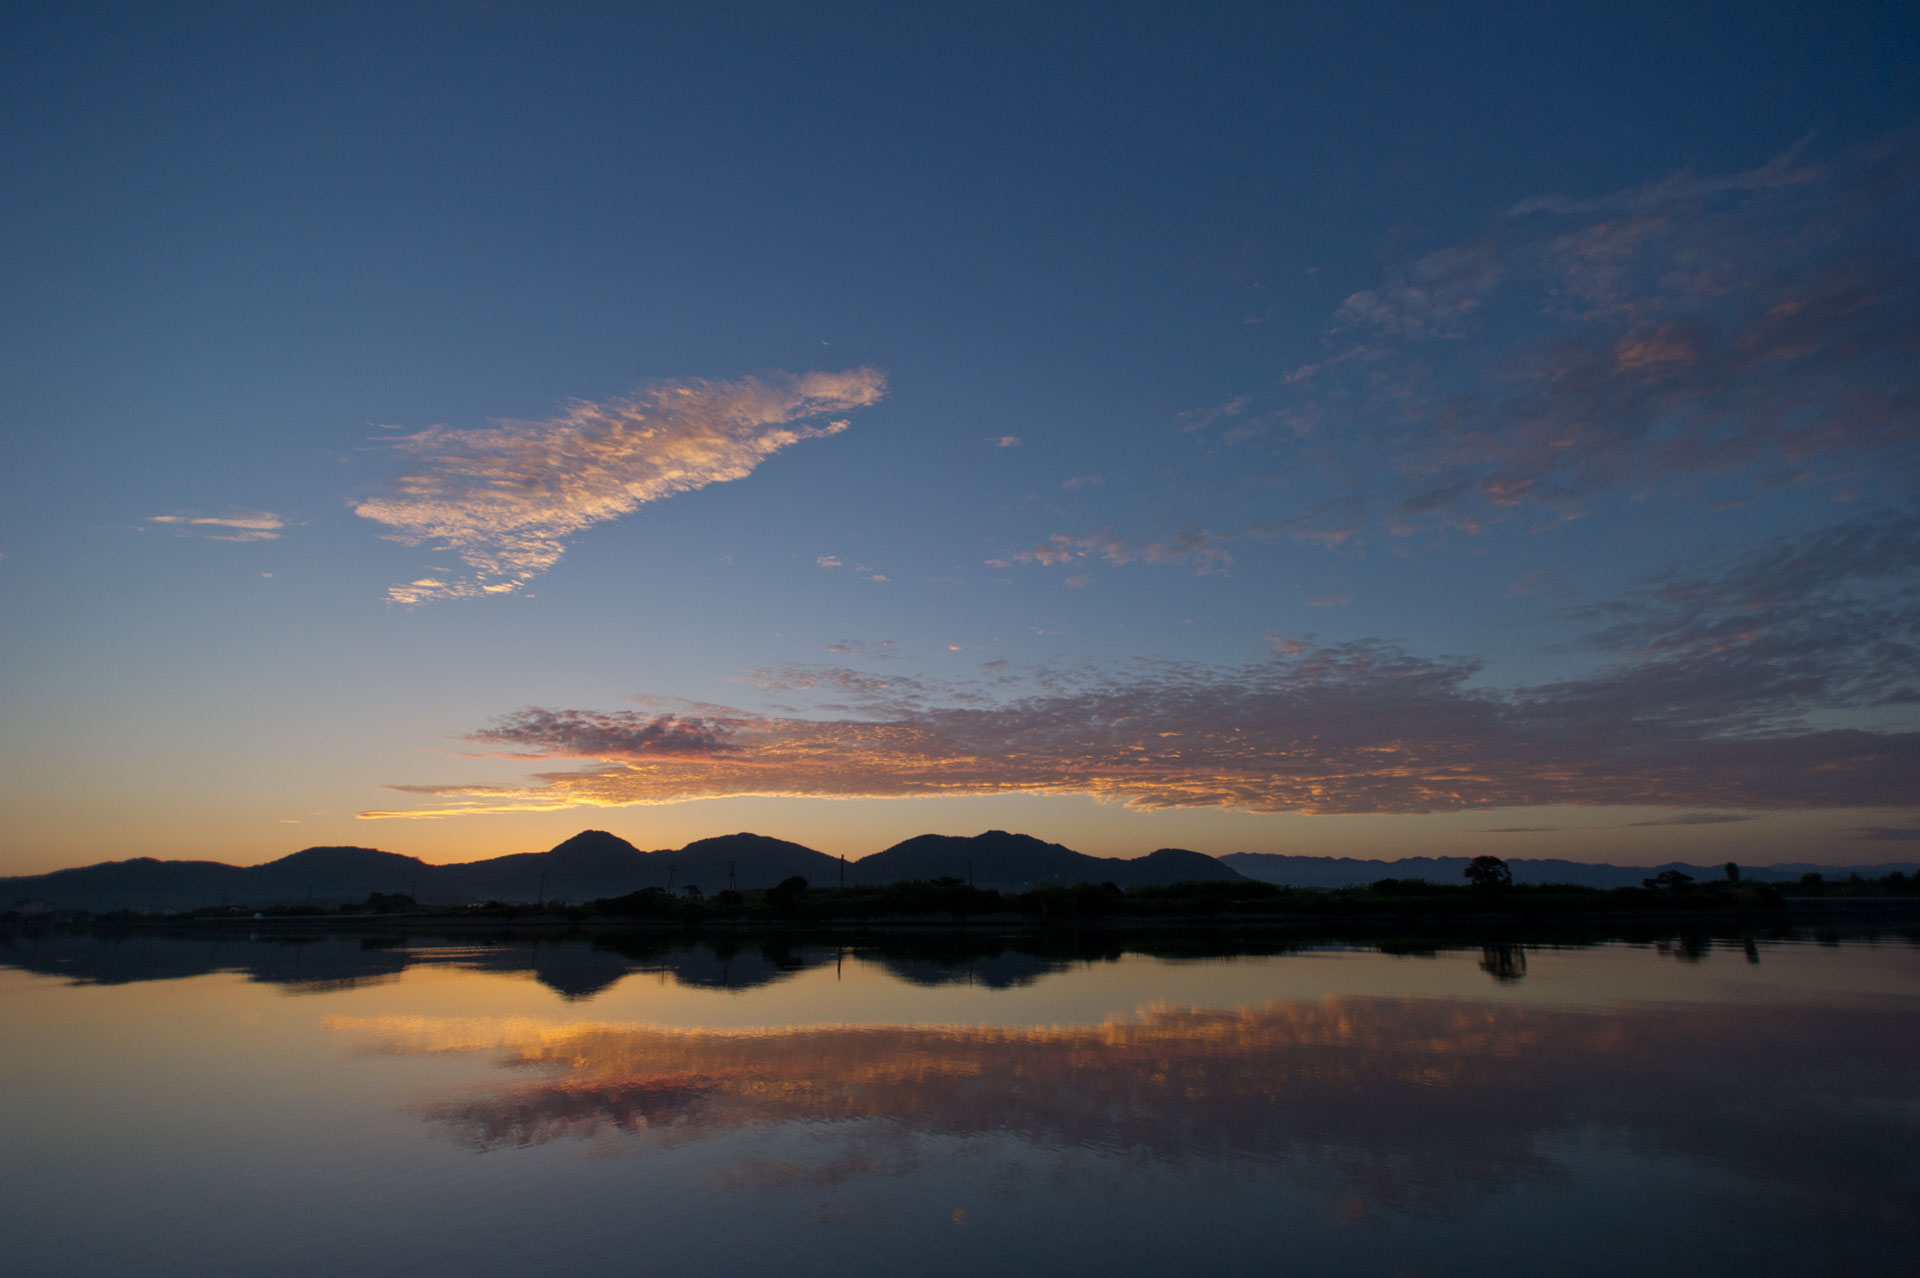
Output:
[
  {"xmin": 355, "ymin": 368, "xmax": 886, "ymax": 604},
  {"xmin": 146, "ymin": 511, "xmax": 284, "ymax": 542}
]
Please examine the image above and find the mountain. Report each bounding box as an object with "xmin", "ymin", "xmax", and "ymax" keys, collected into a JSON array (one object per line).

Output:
[
  {"xmin": 1219, "ymin": 853, "xmax": 1920, "ymax": 890},
  {"xmin": 850, "ymin": 831, "xmax": 1247, "ymax": 891},
  {"xmin": 0, "ymin": 847, "xmax": 434, "ymax": 913},
  {"xmin": 2, "ymin": 827, "xmax": 1264, "ymax": 912},
  {"xmin": 435, "ymin": 829, "xmax": 655, "ymax": 904},
  {"xmin": 664, "ymin": 833, "xmax": 847, "ymax": 893},
  {"xmin": 1127, "ymin": 847, "xmax": 1247, "ymax": 886}
]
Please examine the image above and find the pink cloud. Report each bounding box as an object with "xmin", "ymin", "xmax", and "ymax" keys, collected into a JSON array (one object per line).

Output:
[{"xmin": 356, "ymin": 368, "xmax": 886, "ymax": 603}]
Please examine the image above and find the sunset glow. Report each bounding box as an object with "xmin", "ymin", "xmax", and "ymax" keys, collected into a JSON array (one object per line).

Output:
[{"xmin": 4, "ymin": 5, "xmax": 1916, "ymax": 874}]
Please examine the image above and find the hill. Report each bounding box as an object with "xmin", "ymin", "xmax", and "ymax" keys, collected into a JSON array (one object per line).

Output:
[
  {"xmin": 851, "ymin": 831, "xmax": 1247, "ymax": 891},
  {"xmin": 666, "ymin": 832, "xmax": 847, "ymax": 892},
  {"xmin": 3, "ymin": 828, "xmax": 1251, "ymax": 911},
  {"xmin": 1220, "ymin": 853, "xmax": 1920, "ymax": 890}
]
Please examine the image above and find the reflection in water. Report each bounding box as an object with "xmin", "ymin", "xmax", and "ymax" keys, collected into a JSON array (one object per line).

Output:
[
  {"xmin": 330, "ymin": 996, "xmax": 1920, "ymax": 1227},
  {"xmin": 9, "ymin": 923, "xmax": 1881, "ymax": 1000},
  {"xmin": 1477, "ymin": 943, "xmax": 1527, "ymax": 983}
]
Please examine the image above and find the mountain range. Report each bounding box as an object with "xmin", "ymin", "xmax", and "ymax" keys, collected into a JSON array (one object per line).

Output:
[
  {"xmin": 0, "ymin": 829, "xmax": 1247, "ymax": 912},
  {"xmin": 1219, "ymin": 853, "xmax": 1919, "ymax": 890},
  {"xmin": 4, "ymin": 830, "xmax": 1913, "ymax": 912}
]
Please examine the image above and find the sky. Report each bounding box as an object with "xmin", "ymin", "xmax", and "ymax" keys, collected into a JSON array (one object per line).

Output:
[{"xmin": 3, "ymin": 1, "xmax": 1918, "ymax": 876}]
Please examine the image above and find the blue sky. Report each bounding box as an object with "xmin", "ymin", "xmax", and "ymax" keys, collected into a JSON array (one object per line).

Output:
[{"xmin": 4, "ymin": 1, "xmax": 1917, "ymax": 874}]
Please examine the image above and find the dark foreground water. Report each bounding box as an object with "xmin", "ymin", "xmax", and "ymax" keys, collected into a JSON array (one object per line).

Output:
[{"xmin": 2, "ymin": 926, "xmax": 1915, "ymax": 1276}]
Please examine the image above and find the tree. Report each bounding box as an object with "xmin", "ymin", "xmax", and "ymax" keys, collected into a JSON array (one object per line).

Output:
[
  {"xmin": 1464, "ymin": 855, "xmax": 1511, "ymax": 890},
  {"xmin": 765, "ymin": 875, "xmax": 809, "ymax": 917},
  {"xmin": 1724, "ymin": 862, "xmax": 1740, "ymax": 884},
  {"xmin": 1643, "ymin": 869, "xmax": 1694, "ymax": 891}
]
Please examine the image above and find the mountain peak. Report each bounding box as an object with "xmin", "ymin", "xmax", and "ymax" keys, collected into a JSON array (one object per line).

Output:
[{"xmin": 548, "ymin": 829, "xmax": 643, "ymax": 857}]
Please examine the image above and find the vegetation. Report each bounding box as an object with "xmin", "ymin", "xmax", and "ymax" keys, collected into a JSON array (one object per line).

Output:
[{"xmin": 10, "ymin": 863, "xmax": 1918, "ymax": 930}]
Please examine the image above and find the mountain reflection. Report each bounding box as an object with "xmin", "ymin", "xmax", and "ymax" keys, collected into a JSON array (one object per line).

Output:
[{"xmin": 330, "ymin": 997, "xmax": 1920, "ymax": 1222}]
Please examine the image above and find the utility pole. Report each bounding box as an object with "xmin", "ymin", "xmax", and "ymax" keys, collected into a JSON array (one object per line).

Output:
[
  {"xmin": 666, "ymin": 864, "xmax": 676, "ymax": 894},
  {"xmin": 968, "ymin": 858, "xmax": 973, "ymax": 889},
  {"xmin": 839, "ymin": 855, "xmax": 845, "ymax": 889},
  {"xmin": 728, "ymin": 861, "xmax": 736, "ymax": 892},
  {"xmin": 537, "ymin": 873, "xmax": 547, "ymax": 908}
]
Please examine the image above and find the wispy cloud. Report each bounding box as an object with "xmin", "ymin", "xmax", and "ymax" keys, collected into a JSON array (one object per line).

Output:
[
  {"xmin": 1274, "ymin": 131, "xmax": 1920, "ymax": 534},
  {"xmin": 1177, "ymin": 395, "xmax": 1252, "ymax": 434},
  {"xmin": 824, "ymin": 639, "xmax": 896, "ymax": 658},
  {"xmin": 991, "ymin": 435, "xmax": 1022, "ymax": 448},
  {"xmin": 1002, "ymin": 525, "xmax": 1236, "ymax": 576},
  {"xmin": 1626, "ymin": 813, "xmax": 1758, "ymax": 827},
  {"xmin": 363, "ymin": 640, "xmax": 1918, "ymax": 818},
  {"xmin": 146, "ymin": 511, "xmax": 284, "ymax": 542},
  {"xmin": 355, "ymin": 368, "xmax": 886, "ymax": 604},
  {"xmin": 815, "ymin": 553, "xmax": 888, "ymax": 583},
  {"xmin": 469, "ymin": 709, "xmax": 741, "ymax": 760},
  {"xmin": 368, "ymin": 508, "xmax": 1920, "ymax": 821}
]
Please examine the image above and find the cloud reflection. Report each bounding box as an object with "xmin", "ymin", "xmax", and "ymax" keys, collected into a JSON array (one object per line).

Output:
[{"xmin": 329, "ymin": 994, "xmax": 1920, "ymax": 1219}]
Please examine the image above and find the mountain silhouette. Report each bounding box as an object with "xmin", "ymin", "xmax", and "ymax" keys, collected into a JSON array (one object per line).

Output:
[
  {"xmin": 1219, "ymin": 853, "xmax": 1920, "ymax": 889},
  {"xmin": 436, "ymin": 829, "xmax": 654, "ymax": 904},
  {"xmin": 663, "ymin": 833, "xmax": 847, "ymax": 893},
  {"xmin": 851, "ymin": 831, "xmax": 1248, "ymax": 892}
]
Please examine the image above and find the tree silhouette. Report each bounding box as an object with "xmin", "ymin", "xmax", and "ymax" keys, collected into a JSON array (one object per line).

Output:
[{"xmin": 1464, "ymin": 855, "xmax": 1511, "ymax": 890}]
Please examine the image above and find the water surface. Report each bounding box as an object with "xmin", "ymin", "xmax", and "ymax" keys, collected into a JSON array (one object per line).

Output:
[{"xmin": 2, "ymin": 928, "xmax": 1914, "ymax": 1275}]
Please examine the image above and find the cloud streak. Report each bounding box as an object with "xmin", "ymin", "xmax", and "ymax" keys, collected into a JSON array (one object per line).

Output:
[
  {"xmin": 999, "ymin": 525, "xmax": 1236, "ymax": 575},
  {"xmin": 147, "ymin": 511, "xmax": 284, "ymax": 542},
  {"xmin": 1275, "ymin": 131, "xmax": 1920, "ymax": 534},
  {"xmin": 367, "ymin": 507, "xmax": 1920, "ymax": 820},
  {"xmin": 355, "ymin": 368, "xmax": 886, "ymax": 604}
]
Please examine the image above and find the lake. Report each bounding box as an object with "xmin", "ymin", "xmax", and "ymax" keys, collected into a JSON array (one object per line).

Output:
[{"xmin": 2, "ymin": 925, "xmax": 1915, "ymax": 1275}]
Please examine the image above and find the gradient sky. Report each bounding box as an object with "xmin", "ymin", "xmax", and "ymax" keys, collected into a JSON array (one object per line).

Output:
[{"xmin": 4, "ymin": 1, "xmax": 1918, "ymax": 876}]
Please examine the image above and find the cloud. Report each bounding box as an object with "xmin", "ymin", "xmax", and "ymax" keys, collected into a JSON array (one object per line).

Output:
[
  {"xmin": 1474, "ymin": 827, "xmax": 1559, "ymax": 834},
  {"xmin": 355, "ymin": 368, "xmax": 886, "ymax": 604},
  {"xmin": 1177, "ymin": 395, "xmax": 1253, "ymax": 433},
  {"xmin": 1850, "ymin": 826, "xmax": 1920, "ymax": 842},
  {"xmin": 1305, "ymin": 594, "xmax": 1350, "ymax": 608},
  {"xmin": 992, "ymin": 435, "xmax": 1022, "ymax": 448},
  {"xmin": 824, "ymin": 639, "xmax": 896, "ymax": 658},
  {"xmin": 1566, "ymin": 507, "xmax": 1920, "ymax": 716},
  {"xmin": 367, "ymin": 627, "xmax": 1917, "ymax": 821},
  {"xmin": 366, "ymin": 507, "xmax": 1919, "ymax": 821},
  {"xmin": 1279, "ymin": 131, "xmax": 1920, "ymax": 533},
  {"xmin": 815, "ymin": 553, "xmax": 887, "ymax": 582},
  {"xmin": 1004, "ymin": 525, "xmax": 1236, "ymax": 576},
  {"xmin": 327, "ymin": 995, "xmax": 1920, "ymax": 1226},
  {"xmin": 1625, "ymin": 813, "xmax": 1758, "ymax": 827},
  {"xmin": 146, "ymin": 511, "xmax": 284, "ymax": 542},
  {"xmin": 1330, "ymin": 240, "xmax": 1504, "ymax": 338},
  {"xmin": 469, "ymin": 709, "xmax": 741, "ymax": 760},
  {"xmin": 1061, "ymin": 475, "xmax": 1104, "ymax": 491},
  {"xmin": 1246, "ymin": 496, "xmax": 1366, "ymax": 549}
]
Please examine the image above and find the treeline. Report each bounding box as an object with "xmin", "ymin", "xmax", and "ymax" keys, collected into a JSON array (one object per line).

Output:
[{"xmin": 23, "ymin": 861, "xmax": 1919, "ymax": 928}]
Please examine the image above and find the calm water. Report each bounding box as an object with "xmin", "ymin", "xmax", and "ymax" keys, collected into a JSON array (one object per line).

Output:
[{"xmin": 2, "ymin": 927, "xmax": 1915, "ymax": 1276}]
